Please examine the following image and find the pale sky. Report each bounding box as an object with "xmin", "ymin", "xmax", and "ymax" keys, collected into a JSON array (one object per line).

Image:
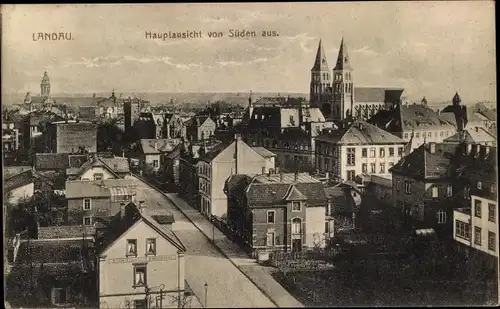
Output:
[{"xmin": 1, "ymin": 2, "xmax": 496, "ymax": 103}]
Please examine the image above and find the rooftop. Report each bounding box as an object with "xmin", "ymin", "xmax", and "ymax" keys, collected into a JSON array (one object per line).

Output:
[
  {"xmin": 251, "ymin": 147, "xmax": 276, "ymax": 158},
  {"xmin": 316, "ymin": 120, "xmax": 405, "ymax": 145},
  {"xmin": 38, "ymin": 225, "xmax": 96, "ymax": 240},
  {"xmin": 140, "ymin": 138, "xmax": 181, "ymax": 154},
  {"xmin": 65, "ymin": 178, "xmax": 138, "ymax": 199},
  {"xmin": 254, "ymin": 172, "xmax": 320, "ymax": 184}
]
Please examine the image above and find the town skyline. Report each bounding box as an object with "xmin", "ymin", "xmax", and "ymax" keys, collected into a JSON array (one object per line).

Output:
[{"xmin": 2, "ymin": 2, "xmax": 496, "ymax": 103}]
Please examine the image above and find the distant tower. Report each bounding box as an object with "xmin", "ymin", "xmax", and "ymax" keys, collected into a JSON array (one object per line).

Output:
[
  {"xmin": 421, "ymin": 96, "xmax": 428, "ymax": 106},
  {"xmin": 248, "ymin": 90, "xmax": 254, "ymax": 119},
  {"xmin": 331, "ymin": 37, "xmax": 354, "ymax": 120},
  {"xmin": 41, "ymin": 71, "xmax": 50, "ymax": 97},
  {"xmin": 452, "ymin": 92, "xmax": 461, "ymax": 106},
  {"xmin": 310, "ymin": 39, "xmax": 331, "ymax": 110}
]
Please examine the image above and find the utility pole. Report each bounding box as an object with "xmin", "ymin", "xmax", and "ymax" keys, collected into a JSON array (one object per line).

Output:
[{"xmin": 204, "ymin": 282, "xmax": 208, "ymax": 308}]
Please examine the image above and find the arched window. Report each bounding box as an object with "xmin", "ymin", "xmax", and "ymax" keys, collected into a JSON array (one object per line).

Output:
[{"xmin": 292, "ymin": 218, "xmax": 302, "ymax": 234}]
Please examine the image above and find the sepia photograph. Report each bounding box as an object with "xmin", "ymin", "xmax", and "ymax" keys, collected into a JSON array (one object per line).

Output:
[{"xmin": 2, "ymin": 2, "xmax": 498, "ymax": 308}]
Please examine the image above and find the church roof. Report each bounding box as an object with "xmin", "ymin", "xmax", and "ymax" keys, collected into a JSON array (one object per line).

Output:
[
  {"xmin": 312, "ymin": 39, "xmax": 329, "ymax": 71},
  {"xmin": 354, "ymin": 87, "xmax": 404, "ymax": 104},
  {"xmin": 334, "ymin": 37, "xmax": 352, "ymax": 71}
]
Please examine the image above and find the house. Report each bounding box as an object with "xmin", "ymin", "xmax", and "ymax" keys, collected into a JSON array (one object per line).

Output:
[
  {"xmin": 124, "ymin": 97, "xmax": 151, "ymax": 136},
  {"xmin": 185, "ymin": 115, "xmax": 216, "ymax": 142},
  {"xmin": 390, "ymin": 142, "xmax": 495, "ymax": 238},
  {"xmin": 444, "ymin": 127, "xmax": 496, "ymax": 146},
  {"xmin": 45, "ymin": 120, "xmax": 98, "ymax": 153},
  {"xmin": 315, "ymin": 120, "xmax": 406, "ymax": 182},
  {"xmin": 34, "ymin": 153, "xmax": 90, "ymax": 191},
  {"xmin": 132, "ymin": 112, "xmax": 157, "ymax": 141},
  {"xmin": 361, "ymin": 174, "xmax": 393, "ymax": 206},
  {"xmin": 65, "ymin": 179, "xmax": 138, "ymax": 226},
  {"xmin": 96, "ymin": 202, "xmax": 187, "ymax": 309},
  {"xmin": 163, "ymin": 144, "xmax": 182, "ymax": 185},
  {"xmin": 23, "ymin": 110, "xmax": 65, "ymax": 152},
  {"xmin": 452, "ymin": 143, "xmax": 497, "ymax": 276},
  {"xmin": 4, "ymin": 168, "xmax": 35, "ymax": 204},
  {"xmin": 196, "ymin": 135, "xmax": 276, "ymax": 218},
  {"xmin": 6, "ymin": 237, "xmax": 96, "ymax": 308},
  {"xmin": 225, "ymin": 172, "xmax": 328, "ymax": 256},
  {"xmin": 245, "ymin": 96, "xmax": 334, "ymax": 172},
  {"xmin": 369, "ymin": 100, "xmax": 460, "ymax": 153},
  {"xmin": 66, "ymin": 154, "xmax": 130, "ymax": 180},
  {"xmin": 134, "ymin": 139, "xmax": 182, "ymax": 173},
  {"xmin": 163, "ymin": 113, "xmax": 186, "ymax": 139},
  {"xmin": 324, "ymin": 183, "xmax": 363, "ymax": 234}
]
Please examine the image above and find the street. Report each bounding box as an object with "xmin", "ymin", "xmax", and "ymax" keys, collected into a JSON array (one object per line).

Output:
[{"xmin": 131, "ymin": 176, "xmax": 276, "ymax": 308}]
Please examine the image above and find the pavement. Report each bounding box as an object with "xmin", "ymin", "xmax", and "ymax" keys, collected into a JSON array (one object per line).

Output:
[{"xmin": 130, "ymin": 175, "xmax": 276, "ymax": 308}]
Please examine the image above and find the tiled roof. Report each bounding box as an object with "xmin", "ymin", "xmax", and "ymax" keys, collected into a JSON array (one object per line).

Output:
[
  {"xmin": 15, "ymin": 239, "xmax": 92, "ymax": 265},
  {"xmin": 312, "ymin": 39, "xmax": 329, "ymax": 71},
  {"xmin": 38, "ymin": 225, "xmax": 96, "ymax": 240},
  {"xmin": 29, "ymin": 110, "xmax": 64, "ymax": 126},
  {"xmin": 251, "ymin": 147, "xmax": 276, "ymax": 158},
  {"xmin": 354, "ymin": 87, "xmax": 386, "ymax": 103},
  {"xmin": 35, "ymin": 153, "xmax": 70, "ymax": 170},
  {"xmin": 300, "ymin": 107, "xmax": 326, "ymax": 123},
  {"xmin": 151, "ymin": 215, "xmax": 175, "ymax": 225},
  {"xmin": 477, "ymin": 109, "xmax": 497, "ymax": 121},
  {"xmin": 65, "ymin": 179, "xmax": 138, "ymax": 199},
  {"xmin": 4, "ymin": 166, "xmax": 31, "ymax": 178},
  {"xmin": 100, "ymin": 156, "xmax": 130, "ymax": 173},
  {"xmin": 140, "ymin": 139, "xmax": 181, "ymax": 154},
  {"xmin": 5, "ymin": 169, "xmax": 34, "ymax": 192},
  {"xmin": 284, "ymin": 185, "xmax": 308, "ymax": 200},
  {"xmin": 185, "ymin": 115, "xmax": 212, "ymax": 127},
  {"xmin": 199, "ymin": 141, "xmax": 231, "ymax": 162},
  {"xmin": 315, "ymin": 120, "xmax": 405, "ymax": 145}
]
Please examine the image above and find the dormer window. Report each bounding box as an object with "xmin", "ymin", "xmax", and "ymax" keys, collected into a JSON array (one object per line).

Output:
[
  {"xmin": 292, "ymin": 201, "xmax": 302, "ymax": 212},
  {"xmin": 477, "ymin": 181, "xmax": 482, "ymax": 190}
]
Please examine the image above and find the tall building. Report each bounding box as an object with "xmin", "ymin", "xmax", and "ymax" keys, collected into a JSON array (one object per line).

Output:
[
  {"xmin": 40, "ymin": 71, "xmax": 50, "ymax": 97},
  {"xmin": 22, "ymin": 71, "xmax": 55, "ymax": 111},
  {"xmin": 308, "ymin": 39, "xmax": 404, "ymax": 121}
]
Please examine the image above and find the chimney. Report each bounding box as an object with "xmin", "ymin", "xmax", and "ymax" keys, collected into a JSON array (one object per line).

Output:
[
  {"xmin": 262, "ymin": 166, "xmax": 266, "ymax": 175},
  {"xmin": 429, "ymin": 142, "xmax": 436, "ymax": 154},
  {"xmin": 294, "ymin": 171, "xmax": 299, "ymax": 182},
  {"xmin": 235, "ymin": 135, "xmax": 240, "ymax": 174}
]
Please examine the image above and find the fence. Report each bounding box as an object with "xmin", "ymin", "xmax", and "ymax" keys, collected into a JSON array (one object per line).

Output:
[
  {"xmin": 210, "ymin": 215, "xmax": 253, "ymax": 254},
  {"xmin": 270, "ymin": 248, "xmax": 338, "ymax": 269}
]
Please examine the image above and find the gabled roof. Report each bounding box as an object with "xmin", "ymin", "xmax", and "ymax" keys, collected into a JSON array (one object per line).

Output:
[
  {"xmin": 185, "ymin": 115, "xmax": 213, "ymax": 127},
  {"xmin": 4, "ymin": 166, "xmax": 31, "ymax": 178},
  {"xmin": 5, "ymin": 169, "xmax": 34, "ymax": 192},
  {"xmin": 99, "ymin": 156, "xmax": 130, "ymax": 173},
  {"xmin": 315, "ymin": 120, "xmax": 405, "ymax": 145},
  {"xmin": 98, "ymin": 202, "xmax": 185, "ymax": 256},
  {"xmin": 477, "ymin": 109, "xmax": 497, "ymax": 121},
  {"xmin": 67, "ymin": 155, "xmax": 122, "ymax": 178},
  {"xmin": 284, "ymin": 185, "xmax": 307, "ymax": 201},
  {"xmin": 15, "ymin": 239, "xmax": 92, "ymax": 265},
  {"xmin": 38, "ymin": 225, "xmax": 96, "ymax": 240},
  {"xmin": 312, "ymin": 39, "xmax": 329, "ymax": 71},
  {"xmin": 198, "ymin": 141, "xmax": 231, "ymax": 162}
]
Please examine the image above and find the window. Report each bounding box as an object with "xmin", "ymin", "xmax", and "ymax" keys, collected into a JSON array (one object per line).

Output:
[
  {"xmin": 474, "ymin": 227, "xmax": 482, "ymax": 245},
  {"xmin": 389, "ymin": 162, "xmax": 394, "ymax": 169},
  {"xmin": 83, "ymin": 217, "xmax": 92, "ymax": 226},
  {"xmin": 292, "ymin": 202, "xmax": 301, "ymax": 212},
  {"xmin": 464, "ymin": 185, "xmax": 471, "ymax": 200},
  {"xmin": 440, "ymin": 131, "xmax": 444, "ymax": 137},
  {"xmin": 445, "ymin": 131, "xmax": 449, "ymax": 137},
  {"xmin": 389, "ymin": 147, "xmax": 394, "ymax": 157},
  {"xmin": 133, "ymin": 264, "xmax": 147, "ymax": 287},
  {"xmin": 83, "ymin": 198, "xmax": 91, "ymax": 210},
  {"xmin": 436, "ymin": 209, "xmax": 446, "ymax": 224},
  {"xmin": 370, "ymin": 163, "xmax": 376, "ymax": 173},
  {"xmin": 489, "ymin": 203, "xmax": 496, "ymax": 222},
  {"xmin": 488, "ymin": 232, "xmax": 496, "ymax": 251},
  {"xmin": 398, "ymin": 147, "xmax": 403, "ymax": 157},
  {"xmin": 475, "ymin": 200, "xmax": 482, "ymax": 218},
  {"xmin": 370, "ymin": 148, "xmax": 376, "ymax": 158},
  {"xmin": 379, "ymin": 163, "xmax": 385, "ymax": 174},
  {"xmin": 346, "ymin": 148, "xmax": 355, "ymax": 166},
  {"xmin": 361, "ymin": 148, "xmax": 367, "ymax": 158},
  {"xmin": 396, "ymin": 180, "xmax": 400, "ymax": 192},
  {"xmin": 491, "ymin": 184, "xmax": 496, "ymax": 194},
  {"xmin": 134, "ymin": 300, "xmax": 147, "ymax": 309},
  {"xmin": 404, "ymin": 133, "xmax": 409, "ymax": 139},
  {"xmin": 428, "ymin": 132, "xmax": 432, "ymax": 138},
  {"xmin": 325, "ymin": 222, "xmax": 330, "ymax": 233},
  {"xmin": 127, "ymin": 239, "xmax": 137, "ymax": 256},
  {"xmin": 52, "ymin": 288, "xmax": 68, "ymax": 305},
  {"xmin": 146, "ymin": 238, "xmax": 156, "ymax": 255},
  {"xmin": 431, "ymin": 185, "xmax": 439, "ymax": 198},
  {"xmin": 291, "ymin": 218, "xmax": 302, "ymax": 234},
  {"xmin": 153, "ymin": 160, "xmax": 159, "ymax": 168},
  {"xmin": 379, "ymin": 148, "xmax": 385, "ymax": 157},
  {"xmin": 362, "ymin": 163, "xmax": 367, "ymax": 173},
  {"xmin": 477, "ymin": 181, "xmax": 482, "ymax": 189},
  {"xmin": 416, "ymin": 133, "xmax": 420, "ymax": 139},
  {"xmin": 446, "ymin": 185, "xmax": 453, "ymax": 197},
  {"xmin": 266, "ymin": 232, "xmax": 275, "ymax": 247},
  {"xmin": 455, "ymin": 220, "xmax": 470, "ymax": 240},
  {"xmin": 404, "ymin": 181, "xmax": 412, "ymax": 194},
  {"xmin": 267, "ymin": 211, "xmax": 275, "ymax": 223},
  {"xmin": 94, "ymin": 173, "xmax": 103, "ymax": 180},
  {"xmin": 347, "ymin": 170, "xmax": 355, "ymax": 181}
]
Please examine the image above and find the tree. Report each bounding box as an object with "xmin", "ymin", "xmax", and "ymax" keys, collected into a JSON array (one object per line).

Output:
[
  {"xmin": 97, "ymin": 119, "xmax": 125, "ymax": 155},
  {"xmin": 169, "ymin": 292, "xmax": 193, "ymax": 308}
]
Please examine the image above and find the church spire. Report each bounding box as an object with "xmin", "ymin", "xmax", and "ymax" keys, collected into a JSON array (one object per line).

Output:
[
  {"xmin": 312, "ymin": 39, "xmax": 329, "ymax": 71},
  {"xmin": 334, "ymin": 37, "xmax": 352, "ymax": 70}
]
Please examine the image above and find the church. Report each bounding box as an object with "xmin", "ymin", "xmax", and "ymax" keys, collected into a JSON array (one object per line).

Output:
[
  {"xmin": 309, "ymin": 38, "xmax": 405, "ymax": 121},
  {"xmin": 23, "ymin": 71, "xmax": 56, "ymax": 112}
]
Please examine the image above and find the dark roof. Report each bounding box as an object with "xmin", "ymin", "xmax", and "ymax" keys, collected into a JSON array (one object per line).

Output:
[
  {"xmin": 199, "ymin": 141, "xmax": 231, "ymax": 162},
  {"xmin": 151, "ymin": 214, "xmax": 175, "ymax": 225},
  {"xmin": 315, "ymin": 120, "xmax": 405, "ymax": 145},
  {"xmin": 4, "ymin": 166, "xmax": 31, "ymax": 178},
  {"xmin": 15, "ymin": 239, "xmax": 92, "ymax": 265},
  {"xmin": 140, "ymin": 139, "xmax": 181, "ymax": 154},
  {"xmin": 5, "ymin": 169, "xmax": 34, "ymax": 192},
  {"xmin": 354, "ymin": 87, "xmax": 404, "ymax": 104},
  {"xmin": 29, "ymin": 110, "xmax": 64, "ymax": 126},
  {"xmin": 477, "ymin": 109, "xmax": 497, "ymax": 121},
  {"xmin": 444, "ymin": 128, "xmax": 496, "ymax": 144},
  {"xmin": 38, "ymin": 225, "xmax": 96, "ymax": 240},
  {"xmin": 100, "ymin": 156, "xmax": 130, "ymax": 173},
  {"xmin": 334, "ymin": 37, "xmax": 352, "ymax": 70},
  {"xmin": 35, "ymin": 153, "xmax": 70, "ymax": 170},
  {"xmin": 226, "ymin": 173, "xmax": 327, "ymax": 206},
  {"xmin": 312, "ymin": 39, "xmax": 329, "ymax": 71},
  {"xmin": 65, "ymin": 179, "xmax": 137, "ymax": 199}
]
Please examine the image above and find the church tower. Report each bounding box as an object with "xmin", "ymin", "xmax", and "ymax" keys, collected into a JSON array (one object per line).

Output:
[
  {"xmin": 309, "ymin": 39, "xmax": 331, "ymax": 110},
  {"xmin": 40, "ymin": 71, "xmax": 50, "ymax": 97},
  {"xmin": 331, "ymin": 37, "xmax": 354, "ymax": 120}
]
